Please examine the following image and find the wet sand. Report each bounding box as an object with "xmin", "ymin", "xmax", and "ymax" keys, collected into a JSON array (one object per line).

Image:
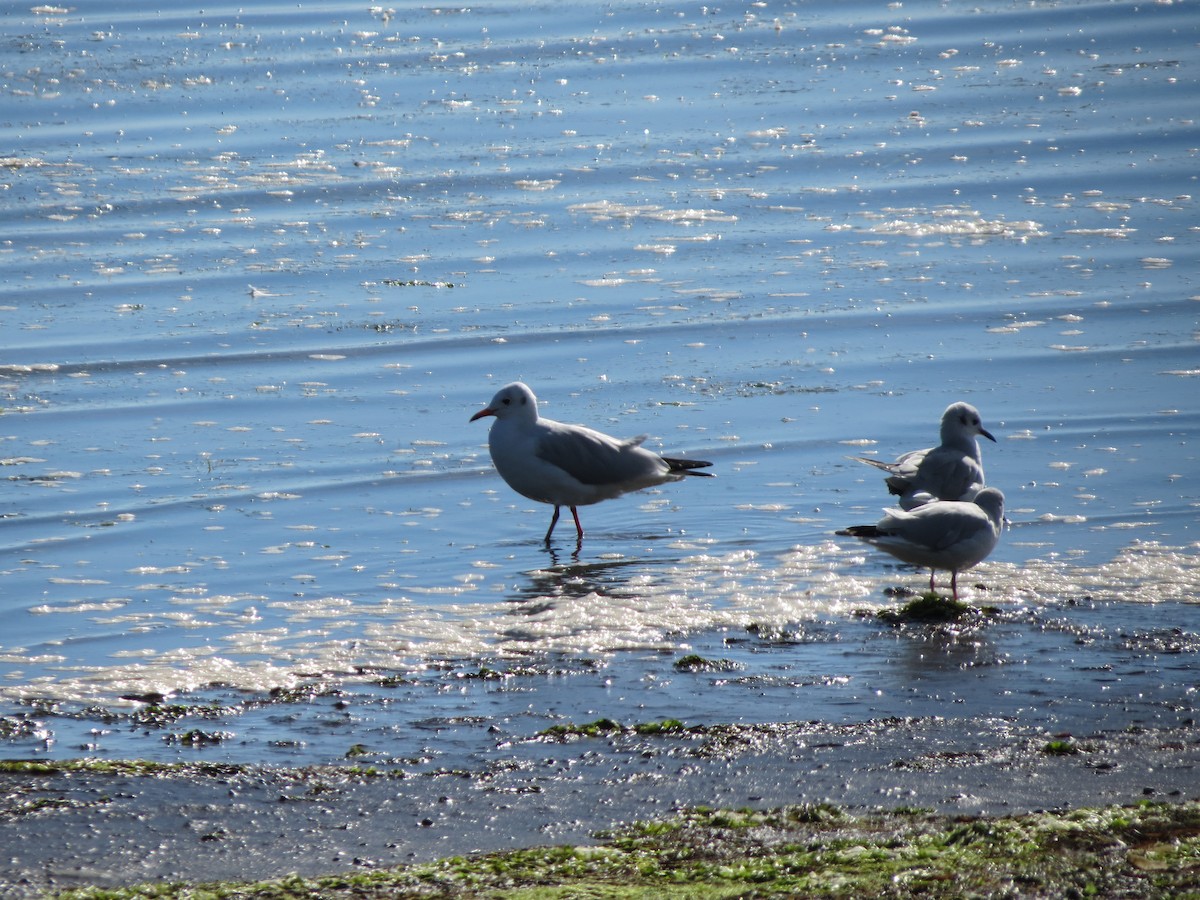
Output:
[
  {"xmin": 4, "ymin": 561, "xmax": 1199, "ymax": 897},
  {"xmin": 3, "ymin": 597, "xmax": 1198, "ymax": 896},
  {"xmin": 3, "ymin": 715, "xmax": 1197, "ymax": 896}
]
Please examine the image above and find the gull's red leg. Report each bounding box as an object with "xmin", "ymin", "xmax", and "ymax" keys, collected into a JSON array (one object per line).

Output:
[{"xmin": 544, "ymin": 505, "xmax": 561, "ymax": 544}]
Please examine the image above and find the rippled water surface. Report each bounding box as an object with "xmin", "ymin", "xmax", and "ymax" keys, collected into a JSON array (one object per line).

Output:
[{"xmin": 1, "ymin": 0, "xmax": 1197, "ymax": 763}]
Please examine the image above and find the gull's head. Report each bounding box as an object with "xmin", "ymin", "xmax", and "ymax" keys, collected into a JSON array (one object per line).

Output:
[
  {"xmin": 470, "ymin": 381, "xmax": 539, "ymax": 423},
  {"xmin": 942, "ymin": 401, "xmax": 996, "ymax": 443},
  {"xmin": 972, "ymin": 486, "xmax": 1005, "ymax": 525}
]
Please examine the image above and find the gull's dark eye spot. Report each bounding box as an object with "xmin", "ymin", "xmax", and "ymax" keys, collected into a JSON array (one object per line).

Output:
[{"xmin": 502, "ymin": 398, "xmax": 511, "ymax": 406}]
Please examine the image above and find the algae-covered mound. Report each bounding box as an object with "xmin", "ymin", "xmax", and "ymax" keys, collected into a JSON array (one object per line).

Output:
[{"xmin": 53, "ymin": 799, "xmax": 1200, "ymax": 899}]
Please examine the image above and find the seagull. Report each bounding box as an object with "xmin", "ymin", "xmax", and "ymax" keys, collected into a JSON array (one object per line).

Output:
[
  {"xmin": 470, "ymin": 382, "xmax": 712, "ymax": 543},
  {"xmin": 836, "ymin": 487, "xmax": 1005, "ymax": 601},
  {"xmin": 850, "ymin": 401, "xmax": 996, "ymax": 510}
]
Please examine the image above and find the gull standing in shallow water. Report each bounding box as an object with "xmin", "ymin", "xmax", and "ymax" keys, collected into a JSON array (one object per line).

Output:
[
  {"xmin": 850, "ymin": 401, "xmax": 997, "ymax": 510},
  {"xmin": 836, "ymin": 487, "xmax": 1005, "ymax": 601},
  {"xmin": 470, "ymin": 382, "xmax": 713, "ymax": 544}
]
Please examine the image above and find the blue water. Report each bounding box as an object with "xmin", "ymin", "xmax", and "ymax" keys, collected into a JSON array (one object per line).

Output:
[{"xmin": 0, "ymin": 0, "xmax": 1197, "ymax": 763}]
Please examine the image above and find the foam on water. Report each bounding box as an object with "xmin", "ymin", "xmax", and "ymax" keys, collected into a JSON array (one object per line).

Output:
[{"xmin": 4, "ymin": 530, "xmax": 1198, "ymax": 709}]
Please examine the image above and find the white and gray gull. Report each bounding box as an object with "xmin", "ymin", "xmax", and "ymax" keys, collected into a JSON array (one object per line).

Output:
[
  {"xmin": 850, "ymin": 401, "xmax": 996, "ymax": 510},
  {"xmin": 836, "ymin": 487, "xmax": 1005, "ymax": 601},
  {"xmin": 470, "ymin": 382, "xmax": 712, "ymax": 543}
]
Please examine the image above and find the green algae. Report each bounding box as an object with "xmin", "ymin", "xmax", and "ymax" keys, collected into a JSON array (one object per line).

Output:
[
  {"xmin": 875, "ymin": 592, "xmax": 1001, "ymax": 626},
  {"xmin": 538, "ymin": 718, "xmax": 688, "ymax": 739},
  {"xmin": 47, "ymin": 800, "xmax": 1200, "ymax": 899},
  {"xmin": 673, "ymin": 654, "xmax": 741, "ymax": 673},
  {"xmin": 632, "ymin": 719, "xmax": 686, "ymax": 736},
  {"xmin": 1042, "ymin": 738, "xmax": 1082, "ymax": 756},
  {"xmin": 539, "ymin": 717, "xmax": 625, "ymax": 738}
]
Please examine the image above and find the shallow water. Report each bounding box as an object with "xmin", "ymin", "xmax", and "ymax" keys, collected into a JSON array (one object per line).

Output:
[{"xmin": 0, "ymin": 0, "xmax": 1197, "ymax": 765}]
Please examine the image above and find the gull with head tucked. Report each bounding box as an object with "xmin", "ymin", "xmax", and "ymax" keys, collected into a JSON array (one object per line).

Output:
[
  {"xmin": 850, "ymin": 401, "xmax": 996, "ymax": 510},
  {"xmin": 470, "ymin": 381, "xmax": 712, "ymax": 544},
  {"xmin": 837, "ymin": 487, "xmax": 1005, "ymax": 601}
]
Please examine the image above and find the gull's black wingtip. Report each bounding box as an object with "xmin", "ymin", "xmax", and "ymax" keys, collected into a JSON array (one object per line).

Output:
[{"xmin": 836, "ymin": 525, "xmax": 881, "ymax": 538}]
